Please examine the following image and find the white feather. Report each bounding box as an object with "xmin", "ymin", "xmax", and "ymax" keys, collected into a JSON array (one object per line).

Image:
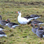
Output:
[
  {"xmin": 43, "ymin": 35, "xmax": 44, "ymax": 38},
  {"xmin": 34, "ymin": 17, "xmax": 40, "ymax": 19},
  {"xmin": 5, "ymin": 23, "xmax": 8, "ymax": 26},
  {"xmin": 12, "ymin": 25, "xmax": 19, "ymax": 28},
  {"xmin": 0, "ymin": 34, "xmax": 7, "ymax": 37},
  {"xmin": 0, "ymin": 28, "xmax": 3, "ymax": 31}
]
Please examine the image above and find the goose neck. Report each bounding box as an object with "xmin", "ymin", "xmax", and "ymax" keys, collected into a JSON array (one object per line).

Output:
[{"xmin": 18, "ymin": 13, "xmax": 21, "ymax": 17}]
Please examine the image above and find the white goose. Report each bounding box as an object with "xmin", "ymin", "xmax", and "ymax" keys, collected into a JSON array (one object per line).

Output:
[{"xmin": 17, "ymin": 11, "xmax": 34, "ymax": 24}]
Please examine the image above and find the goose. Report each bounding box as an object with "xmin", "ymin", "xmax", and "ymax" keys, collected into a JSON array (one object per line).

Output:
[
  {"xmin": 36, "ymin": 26, "xmax": 44, "ymax": 38},
  {"xmin": 30, "ymin": 14, "xmax": 41, "ymax": 19},
  {"xmin": 31, "ymin": 23, "xmax": 38, "ymax": 34},
  {"xmin": 24, "ymin": 15, "xmax": 34, "ymax": 19},
  {"xmin": 6, "ymin": 19, "xmax": 19, "ymax": 29},
  {"xmin": 0, "ymin": 31, "xmax": 7, "ymax": 37},
  {"xmin": 30, "ymin": 20, "xmax": 44, "ymax": 26},
  {"xmin": 24, "ymin": 14, "xmax": 41, "ymax": 20},
  {"xmin": 0, "ymin": 16, "xmax": 10, "ymax": 26},
  {"xmin": 17, "ymin": 11, "xmax": 34, "ymax": 24}
]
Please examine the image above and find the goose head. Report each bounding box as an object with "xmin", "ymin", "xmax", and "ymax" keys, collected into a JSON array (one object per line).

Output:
[
  {"xmin": 5, "ymin": 19, "xmax": 10, "ymax": 26},
  {"xmin": 39, "ymin": 27, "xmax": 43, "ymax": 30},
  {"xmin": 38, "ymin": 27, "xmax": 44, "ymax": 31},
  {"xmin": 30, "ymin": 22, "xmax": 37, "ymax": 27},
  {"xmin": 6, "ymin": 19, "xmax": 10, "ymax": 23},
  {"xmin": 37, "ymin": 24, "xmax": 43, "ymax": 30},
  {"xmin": 17, "ymin": 11, "xmax": 21, "ymax": 16}
]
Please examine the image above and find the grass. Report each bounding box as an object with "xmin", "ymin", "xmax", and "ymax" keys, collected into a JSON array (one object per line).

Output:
[
  {"xmin": 0, "ymin": 0, "xmax": 44, "ymax": 44},
  {"xmin": 0, "ymin": 0, "xmax": 44, "ymax": 2}
]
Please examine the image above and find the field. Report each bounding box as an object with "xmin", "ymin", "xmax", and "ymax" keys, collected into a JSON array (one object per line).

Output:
[{"xmin": 0, "ymin": 0, "xmax": 44, "ymax": 44}]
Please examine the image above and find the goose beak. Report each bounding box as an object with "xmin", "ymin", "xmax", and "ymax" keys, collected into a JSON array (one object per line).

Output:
[{"xmin": 16, "ymin": 12, "xmax": 18, "ymax": 13}]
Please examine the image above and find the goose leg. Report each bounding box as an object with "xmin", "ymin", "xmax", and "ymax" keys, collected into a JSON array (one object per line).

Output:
[
  {"xmin": 21, "ymin": 24, "xmax": 24, "ymax": 26},
  {"xmin": 42, "ymin": 38, "xmax": 44, "ymax": 40},
  {"xmin": 21, "ymin": 24, "xmax": 22, "ymax": 26}
]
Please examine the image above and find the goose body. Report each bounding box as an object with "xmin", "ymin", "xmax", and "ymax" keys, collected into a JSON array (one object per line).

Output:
[
  {"xmin": 0, "ymin": 31, "xmax": 7, "ymax": 37},
  {"xmin": 30, "ymin": 14, "xmax": 39, "ymax": 17},
  {"xmin": 0, "ymin": 20, "xmax": 9, "ymax": 26},
  {"xmin": 24, "ymin": 16, "xmax": 33, "ymax": 19},
  {"xmin": 31, "ymin": 20, "xmax": 44, "ymax": 26},
  {"xmin": 32, "ymin": 23, "xmax": 38, "ymax": 34},
  {"xmin": 18, "ymin": 16, "xmax": 30, "ymax": 24},
  {"xmin": 0, "ymin": 16, "xmax": 10, "ymax": 26},
  {"xmin": 30, "ymin": 14, "xmax": 41, "ymax": 19},
  {"xmin": 24, "ymin": 14, "xmax": 41, "ymax": 20},
  {"xmin": 36, "ymin": 27, "xmax": 44, "ymax": 38},
  {"xmin": 32, "ymin": 27, "xmax": 38, "ymax": 34},
  {"xmin": 6, "ymin": 19, "xmax": 19, "ymax": 28},
  {"xmin": 17, "ymin": 11, "xmax": 34, "ymax": 24},
  {"xmin": 6, "ymin": 22, "xmax": 19, "ymax": 28},
  {"xmin": 0, "ymin": 26, "xmax": 4, "ymax": 31}
]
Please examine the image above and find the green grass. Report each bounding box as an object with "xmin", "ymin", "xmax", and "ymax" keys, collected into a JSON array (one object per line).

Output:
[{"xmin": 0, "ymin": 0, "xmax": 44, "ymax": 44}]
